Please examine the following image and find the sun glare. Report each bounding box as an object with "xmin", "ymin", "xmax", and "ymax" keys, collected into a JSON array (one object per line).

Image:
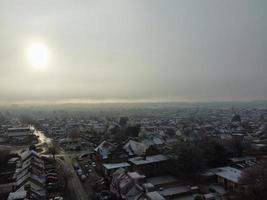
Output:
[{"xmin": 26, "ymin": 42, "xmax": 49, "ymax": 68}]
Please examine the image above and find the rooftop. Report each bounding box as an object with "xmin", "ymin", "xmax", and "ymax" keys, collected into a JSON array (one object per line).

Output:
[
  {"xmin": 128, "ymin": 154, "xmax": 169, "ymax": 165},
  {"xmin": 146, "ymin": 191, "xmax": 165, "ymax": 200},
  {"xmin": 213, "ymin": 167, "xmax": 242, "ymax": 183},
  {"xmin": 103, "ymin": 162, "xmax": 130, "ymax": 170}
]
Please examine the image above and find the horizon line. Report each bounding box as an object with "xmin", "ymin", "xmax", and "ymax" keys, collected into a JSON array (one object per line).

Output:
[{"xmin": 1, "ymin": 98, "xmax": 267, "ymax": 107}]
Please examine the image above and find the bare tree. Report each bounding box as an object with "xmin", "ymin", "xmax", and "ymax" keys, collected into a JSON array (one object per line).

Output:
[{"xmin": 234, "ymin": 161, "xmax": 267, "ymax": 200}]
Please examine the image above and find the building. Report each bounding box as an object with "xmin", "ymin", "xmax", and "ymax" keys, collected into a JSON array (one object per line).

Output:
[
  {"xmin": 6, "ymin": 127, "xmax": 32, "ymax": 138},
  {"xmin": 7, "ymin": 150, "xmax": 46, "ymax": 200},
  {"xmin": 212, "ymin": 167, "xmax": 242, "ymax": 191},
  {"xmin": 128, "ymin": 154, "xmax": 169, "ymax": 177}
]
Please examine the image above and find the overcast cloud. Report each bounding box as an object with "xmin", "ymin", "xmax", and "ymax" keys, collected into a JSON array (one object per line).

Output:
[{"xmin": 0, "ymin": 0, "xmax": 266, "ymax": 104}]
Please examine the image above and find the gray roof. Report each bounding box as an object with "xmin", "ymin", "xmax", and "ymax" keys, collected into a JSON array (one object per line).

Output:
[
  {"xmin": 159, "ymin": 185, "xmax": 190, "ymax": 197},
  {"xmin": 147, "ymin": 175, "xmax": 178, "ymax": 186}
]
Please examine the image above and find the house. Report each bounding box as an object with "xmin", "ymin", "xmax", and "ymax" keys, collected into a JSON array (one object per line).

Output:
[
  {"xmin": 110, "ymin": 169, "xmax": 146, "ymax": 199},
  {"xmin": 94, "ymin": 140, "xmax": 130, "ymax": 172},
  {"xmin": 6, "ymin": 127, "xmax": 32, "ymax": 138},
  {"xmin": 7, "ymin": 149, "xmax": 46, "ymax": 200},
  {"xmin": 7, "ymin": 185, "xmax": 45, "ymax": 200},
  {"xmin": 146, "ymin": 175, "xmax": 179, "ymax": 188},
  {"xmin": 94, "ymin": 140, "xmax": 117, "ymax": 170},
  {"xmin": 210, "ymin": 167, "xmax": 242, "ymax": 191},
  {"xmin": 123, "ymin": 140, "xmax": 148, "ymax": 156},
  {"xmin": 102, "ymin": 162, "xmax": 131, "ymax": 177},
  {"xmin": 146, "ymin": 175, "xmax": 199, "ymax": 199}
]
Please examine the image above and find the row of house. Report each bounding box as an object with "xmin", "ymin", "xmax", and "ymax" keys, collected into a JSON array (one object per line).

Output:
[{"xmin": 7, "ymin": 150, "xmax": 46, "ymax": 200}]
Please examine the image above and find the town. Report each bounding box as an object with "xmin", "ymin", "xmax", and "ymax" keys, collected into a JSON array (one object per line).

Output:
[{"xmin": 0, "ymin": 103, "xmax": 267, "ymax": 200}]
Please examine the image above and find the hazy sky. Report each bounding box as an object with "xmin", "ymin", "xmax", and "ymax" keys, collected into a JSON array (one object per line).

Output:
[{"xmin": 0, "ymin": 0, "xmax": 267, "ymax": 104}]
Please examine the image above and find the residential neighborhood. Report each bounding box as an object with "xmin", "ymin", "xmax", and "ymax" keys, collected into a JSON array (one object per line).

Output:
[{"xmin": 1, "ymin": 104, "xmax": 267, "ymax": 200}]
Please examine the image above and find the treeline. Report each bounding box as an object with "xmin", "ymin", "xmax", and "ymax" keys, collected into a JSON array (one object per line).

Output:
[{"xmin": 169, "ymin": 136, "xmax": 250, "ymax": 180}]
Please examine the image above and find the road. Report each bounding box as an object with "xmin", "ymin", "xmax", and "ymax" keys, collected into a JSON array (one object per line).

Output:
[
  {"xmin": 33, "ymin": 128, "xmax": 90, "ymax": 200},
  {"xmin": 57, "ymin": 156, "xmax": 90, "ymax": 200}
]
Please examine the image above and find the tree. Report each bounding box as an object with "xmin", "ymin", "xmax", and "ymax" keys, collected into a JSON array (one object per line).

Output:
[
  {"xmin": 113, "ymin": 130, "xmax": 127, "ymax": 143},
  {"xmin": 48, "ymin": 142, "xmax": 58, "ymax": 160},
  {"xmin": 68, "ymin": 128, "xmax": 80, "ymax": 140},
  {"xmin": 199, "ymin": 138, "xmax": 229, "ymax": 167},
  {"xmin": 119, "ymin": 117, "xmax": 129, "ymax": 126},
  {"xmin": 0, "ymin": 150, "xmax": 10, "ymax": 165},
  {"xmin": 228, "ymin": 138, "xmax": 245, "ymax": 157},
  {"xmin": 234, "ymin": 162, "xmax": 267, "ymax": 200},
  {"xmin": 173, "ymin": 142, "xmax": 205, "ymax": 180},
  {"xmin": 125, "ymin": 125, "xmax": 140, "ymax": 137},
  {"xmin": 48, "ymin": 146, "xmax": 56, "ymax": 160}
]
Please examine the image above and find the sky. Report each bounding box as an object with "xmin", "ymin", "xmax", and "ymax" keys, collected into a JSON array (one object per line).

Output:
[{"xmin": 0, "ymin": 0, "xmax": 267, "ymax": 104}]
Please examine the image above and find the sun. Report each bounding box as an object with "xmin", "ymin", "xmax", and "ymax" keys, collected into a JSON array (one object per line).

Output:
[{"xmin": 26, "ymin": 42, "xmax": 50, "ymax": 68}]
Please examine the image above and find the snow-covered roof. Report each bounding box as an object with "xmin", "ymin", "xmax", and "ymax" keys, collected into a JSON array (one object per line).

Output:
[
  {"xmin": 7, "ymin": 190, "xmax": 27, "ymax": 200},
  {"xmin": 124, "ymin": 140, "xmax": 148, "ymax": 156},
  {"xmin": 8, "ymin": 127, "xmax": 30, "ymax": 132},
  {"xmin": 21, "ymin": 150, "xmax": 41, "ymax": 161},
  {"xmin": 94, "ymin": 140, "xmax": 116, "ymax": 159},
  {"xmin": 146, "ymin": 191, "xmax": 165, "ymax": 200},
  {"xmin": 128, "ymin": 154, "xmax": 169, "ymax": 166},
  {"xmin": 103, "ymin": 162, "xmax": 130, "ymax": 170},
  {"xmin": 127, "ymin": 172, "xmax": 146, "ymax": 179},
  {"xmin": 214, "ymin": 167, "xmax": 242, "ymax": 183}
]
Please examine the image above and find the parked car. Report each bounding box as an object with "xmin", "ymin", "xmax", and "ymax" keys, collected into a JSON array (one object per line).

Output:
[
  {"xmin": 73, "ymin": 163, "xmax": 79, "ymax": 169},
  {"xmin": 49, "ymin": 196, "xmax": 63, "ymax": 200},
  {"xmin": 77, "ymin": 169, "xmax": 83, "ymax": 176}
]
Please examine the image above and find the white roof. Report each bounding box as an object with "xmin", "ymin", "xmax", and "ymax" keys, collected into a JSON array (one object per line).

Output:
[
  {"xmin": 21, "ymin": 150, "xmax": 41, "ymax": 161},
  {"xmin": 7, "ymin": 190, "xmax": 27, "ymax": 200},
  {"xmin": 146, "ymin": 191, "xmax": 165, "ymax": 200},
  {"xmin": 94, "ymin": 141, "xmax": 116, "ymax": 159},
  {"xmin": 127, "ymin": 172, "xmax": 146, "ymax": 179},
  {"xmin": 129, "ymin": 154, "xmax": 169, "ymax": 165},
  {"xmin": 103, "ymin": 162, "xmax": 130, "ymax": 170},
  {"xmin": 214, "ymin": 167, "xmax": 242, "ymax": 183},
  {"xmin": 8, "ymin": 127, "xmax": 30, "ymax": 132},
  {"xmin": 124, "ymin": 140, "xmax": 148, "ymax": 156}
]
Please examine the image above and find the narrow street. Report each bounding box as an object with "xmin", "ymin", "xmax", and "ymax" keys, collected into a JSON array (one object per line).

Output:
[
  {"xmin": 57, "ymin": 156, "xmax": 90, "ymax": 200},
  {"xmin": 33, "ymin": 127, "xmax": 90, "ymax": 200}
]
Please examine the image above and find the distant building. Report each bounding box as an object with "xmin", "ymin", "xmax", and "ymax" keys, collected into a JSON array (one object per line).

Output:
[{"xmin": 6, "ymin": 127, "xmax": 32, "ymax": 138}]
